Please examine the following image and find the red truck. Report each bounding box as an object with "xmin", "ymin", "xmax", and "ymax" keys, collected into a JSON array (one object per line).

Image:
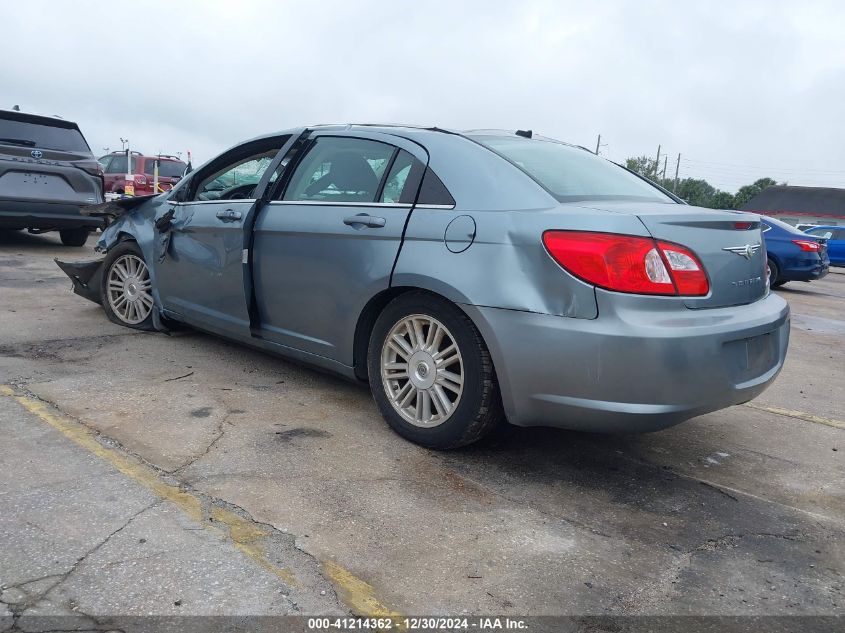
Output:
[{"xmin": 98, "ymin": 152, "xmax": 186, "ymax": 196}]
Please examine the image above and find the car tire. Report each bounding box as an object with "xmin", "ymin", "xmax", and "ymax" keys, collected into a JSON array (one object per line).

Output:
[
  {"xmin": 367, "ymin": 292, "xmax": 504, "ymax": 449},
  {"xmin": 100, "ymin": 241, "xmax": 156, "ymax": 331},
  {"xmin": 59, "ymin": 228, "xmax": 90, "ymax": 247},
  {"xmin": 767, "ymin": 258, "xmax": 780, "ymax": 287}
]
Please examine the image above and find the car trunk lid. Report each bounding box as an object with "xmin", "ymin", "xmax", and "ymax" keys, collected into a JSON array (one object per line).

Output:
[{"xmin": 575, "ymin": 201, "xmax": 768, "ymax": 308}]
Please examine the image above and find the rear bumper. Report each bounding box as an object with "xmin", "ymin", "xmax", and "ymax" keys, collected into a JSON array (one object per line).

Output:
[
  {"xmin": 0, "ymin": 199, "xmax": 103, "ymax": 230},
  {"xmin": 462, "ymin": 292, "xmax": 790, "ymax": 432},
  {"xmin": 780, "ymin": 260, "xmax": 829, "ymax": 282}
]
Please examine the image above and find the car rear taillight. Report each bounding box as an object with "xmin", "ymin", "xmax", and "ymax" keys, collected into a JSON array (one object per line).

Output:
[
  {"xmin": 74, "ymin": 165, "xmax": 104, "ymax": 196},
  {"xmin": 542, "ymin": 231, "xmax": 710, "ymax": 296},
  {"xmin": 792, "ymin": 239, "xmax": 820, "ymax": 252},
  {"xmin": 78, "ymin": 165, "xmax": 103, "ymax": 178},
  {"xmin": 734, "ymin": 221, "xmax": 753, "ymax": 230}
]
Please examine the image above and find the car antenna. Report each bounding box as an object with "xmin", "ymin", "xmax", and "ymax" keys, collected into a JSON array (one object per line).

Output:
[{"xmin": 515, "ymin": 129, "xmax": 532, "ymax": 138}]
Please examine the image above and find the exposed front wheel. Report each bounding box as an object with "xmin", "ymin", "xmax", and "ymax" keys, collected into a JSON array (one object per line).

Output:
[
  {"xmin": 100, "ymin": 242, "xmax": 155, "ymax": 330},
  {"xmin": 367, "ymin": 292, "xmax": 503, "ymax": 449},
  {"xmin": 59, "ymin": 228, "xmax": 90, "ymax": 247}
]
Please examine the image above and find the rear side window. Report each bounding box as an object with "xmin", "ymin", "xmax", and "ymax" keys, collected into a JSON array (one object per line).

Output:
[
  {"xmin": 472, "ymin": 135, "xmax": 673, "ymax": 203},
  {"xmin": 380, "ymin": 150, "xmax": 416, "ymax": 203},
  {"xmin": 283, "ymin": 137, "xmax": 394, "ymax": 203},
  {"xmin": 0, "ymin": 117, "xmax": 90, "ymax": 152},
  {"xmin": 144, "ymin": 160, "xmax": 186, "ymax": 178},
  {"xmin": 379, "ymin": 151, "xmax": 454, "ymax": 206},
  {"xmin": 418, "ymin": 167, "xmax": 455, "ymax": 206},
  {"xmin": 765, "ymin": 216, "xmax": 812, "ymax": 235},
  {"xmin": 806, "ymin": 228, "xmax": 834, "ymax": 239}
]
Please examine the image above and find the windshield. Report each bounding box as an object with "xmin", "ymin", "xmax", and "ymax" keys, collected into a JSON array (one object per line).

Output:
[
  {"xmin": 472, "ymin": 135, "xmax": 674, "ymax": 204},
  {"xmin": 0, "ymin": 117, "xmax": 90, "ymax": 152}
]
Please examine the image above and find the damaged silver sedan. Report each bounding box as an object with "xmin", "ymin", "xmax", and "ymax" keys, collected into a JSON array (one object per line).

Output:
[{"xmin": 58, "ymin": 125, "xmax": 790, "ymax": 449}]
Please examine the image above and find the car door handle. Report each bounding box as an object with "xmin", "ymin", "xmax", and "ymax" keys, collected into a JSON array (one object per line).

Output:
[
  {"xmin": 216, "ymin": 209, "xmax": 242, "ymax": 222},
  {"xmin": 343, "ymin": 213, "xmax": 386, "ymax": 229}
]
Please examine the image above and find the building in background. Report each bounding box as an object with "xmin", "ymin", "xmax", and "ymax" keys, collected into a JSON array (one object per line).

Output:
[{"xmin": 740, "ymin": 186, "xmax": 845, "ymax": 226}]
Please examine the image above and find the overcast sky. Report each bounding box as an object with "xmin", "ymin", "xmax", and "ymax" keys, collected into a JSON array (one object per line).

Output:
[{"xmin": 4, "ymin": 0, "xmax": 843, "ymax": 193}]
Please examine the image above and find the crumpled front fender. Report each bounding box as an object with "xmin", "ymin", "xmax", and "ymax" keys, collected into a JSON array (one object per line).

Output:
[{"xmin": 56, "ymin": 195, "xmax": 175, "ymax": 332}]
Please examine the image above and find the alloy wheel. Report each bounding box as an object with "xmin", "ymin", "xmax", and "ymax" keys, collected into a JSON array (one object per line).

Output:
[
  {"xmin": 107, "ymin": 254, "xmax": 153, "ymax": 325},
  {"xmin": 380, "ymin": 314, "xmax": 464, "ymax": 427}
]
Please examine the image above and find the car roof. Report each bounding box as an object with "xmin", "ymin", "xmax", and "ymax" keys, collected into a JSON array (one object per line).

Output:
[
  {"xmin": 250, "ymin": 124, "xmax": 584, "ymax": 148},
  {"xmin": 0, "ymin": 108, "xmax": 80, "ymax": 130}
]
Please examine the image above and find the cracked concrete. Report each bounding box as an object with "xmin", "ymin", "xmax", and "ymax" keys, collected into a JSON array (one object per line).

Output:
[
  {"xmin": 0, "ymin": 381, "xmax": 346, "ymax": 625},
  {"xmin": 170, "ymin": 407, "xmax": 239, "ymax": 475},
  {"xmin": 1, "ymin": 229, "xmax": 844, "ymax": 618}
]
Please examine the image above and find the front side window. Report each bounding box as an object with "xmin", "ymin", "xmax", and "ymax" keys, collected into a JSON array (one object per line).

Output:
[
  {"xmin": 471, "ymin": 135, "xmax": 674, "ymax": 204},
  {"xmin": 194, "ymin": 152, "xmax": 277, "ymax": 201},
  {"xmin": 283, "ymin": 137, "xmax": 395, "ymax": 203}
]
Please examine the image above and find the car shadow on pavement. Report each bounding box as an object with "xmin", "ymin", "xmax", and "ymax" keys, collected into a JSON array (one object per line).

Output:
[{"xmin": 0, "ymin": 229, "xmax": 91, "ymax": 249}]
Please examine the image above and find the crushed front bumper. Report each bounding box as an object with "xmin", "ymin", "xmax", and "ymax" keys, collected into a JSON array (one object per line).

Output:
[{"xmin": 55, "ymin": 258, "xmax": 105, "ymax": 305}]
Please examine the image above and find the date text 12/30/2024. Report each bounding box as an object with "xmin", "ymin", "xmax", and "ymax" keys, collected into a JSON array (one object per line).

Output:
[{"xmin": 307, "ymin": 617, "xmax": 528, "ymax": 630}]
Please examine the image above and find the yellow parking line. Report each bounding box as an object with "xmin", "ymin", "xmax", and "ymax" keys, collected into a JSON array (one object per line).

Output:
[
  {"xmin": 322, "ymin": 560, "xmax": 402, "ymax": 618},
  {"xmin": 0, "ymin": 385, "xmax": 397, "ymax": 616},
  {"xmin": 744, "ymin": 401, "xmax": 845, "ymax": 430}
]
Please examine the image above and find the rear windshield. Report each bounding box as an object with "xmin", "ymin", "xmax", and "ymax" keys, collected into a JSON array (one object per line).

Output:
[
  {"xmin": 144, "ymin": 160, "xmax": 186, "ymax": 178},
  {"xmin": 764, "ymin": 217, "xmax": 811, "ymax": 235},
  {"xmin": 0, "ymin": 117, "xmax": 90, "ymax": 152},
  {"xmin": 472, "ymin": 135, "xmax": 674, "ymax": 204}
]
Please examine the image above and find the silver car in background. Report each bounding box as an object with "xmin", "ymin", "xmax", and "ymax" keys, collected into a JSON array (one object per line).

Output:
[{"xmin": 57, "ymin": 125, "xmax": 789, "ymax": 449}]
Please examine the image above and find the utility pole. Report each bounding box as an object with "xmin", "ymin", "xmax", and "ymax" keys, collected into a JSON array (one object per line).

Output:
[
  {"xmin": 662, "ymin": 155, "xmax": 668, "ymax": 181},
  {"xmin": 673, "ymin": 153, "xmax": 681, "ymax": 192},
  {"xmin": 595, "ymin": 134, "xmax": 601, "ymax": 155},
  {"xmin": 654, "ymin": 145, "xmax": 661, "ymax": 181}
]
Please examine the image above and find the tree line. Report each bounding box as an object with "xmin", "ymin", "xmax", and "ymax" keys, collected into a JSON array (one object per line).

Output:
[{"xmin": 624, "ymin": 155, "xmax": 779, "ymax": 209}]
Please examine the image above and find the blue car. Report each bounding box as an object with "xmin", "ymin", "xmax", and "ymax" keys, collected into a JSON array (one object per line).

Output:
[
  {"xmin": 802, "ymin": 225, "xmax": 845, "ymax": 266},
  {"xmin": 761, "ymin": 217, "xmax": 829, "ymax": 287}
]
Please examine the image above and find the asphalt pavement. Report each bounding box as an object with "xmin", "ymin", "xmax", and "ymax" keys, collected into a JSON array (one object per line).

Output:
[{"xmin": 0, "ymin": 230, "xmax": 842, "ymax": 626}]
